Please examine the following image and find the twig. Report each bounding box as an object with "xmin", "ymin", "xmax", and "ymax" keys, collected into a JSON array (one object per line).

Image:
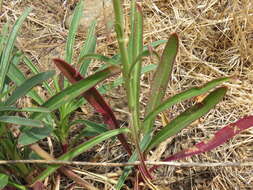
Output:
[{"xmin": 1, "ymin": 160, "xmax": 253, "ymax": 167}]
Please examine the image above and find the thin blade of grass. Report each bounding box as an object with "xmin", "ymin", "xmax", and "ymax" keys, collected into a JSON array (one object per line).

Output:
[
  {"xmin": 128, "ymin": 0, "xmax": 136, "ymax": 63},
  {"xmin": 128, "ymin": 2, "xmax": 152, "ymax": 180},
  {"xmin": 5, "ymin": 71, "xmax": 54, "ymax": 105},
  {"xmin": 23, "ymin": 56, "xmax": 53, "ymax": 95},
  {"xmin": 144, "ymin": 77, "xmax": 230, "ymax": 124},
  {"xmin": 65, "ymin": 0, "xmax": 84, "ymax": 64},
  {"xmin": 31, "ymin": 62, "xmax": 120, "ymax": 120},
  {"xmin": 147, "ymin": 87, "xmax": 227, "ymax": 150},
  {"xmin": 0, "ymin": 106, "xmax": 50, "ymax": 113},
  {"xmin": 149, "ymin": 115, "xmax": 253, "ymax": 172},
  {"xmin": 32, "ymin": 128, "xmax": 129, "ymax": 184},
  {"xmin": 0, "ymin": 8, "xmax": 32, "ymax": 93},
  {"xmin": 8, "ymin": 63, "xmax": 44, "ymax": 105},
  {"xmin": 0, "ymin": 22, "xmax": 9, "ymax": 54},
  {"xmin": 53, "ymin": 58, "xmax": 132, "ymax": 155},
  {"xmin": 144, "ymin": 34, "xmax": 179, "ymax": 133},
  {"xmin": 78, "ymin": 20, "xmax": 97, "ymax": 76},
  {"xmin": 0, "ymin": 116, "xmax": 43, "ymax": 128}
]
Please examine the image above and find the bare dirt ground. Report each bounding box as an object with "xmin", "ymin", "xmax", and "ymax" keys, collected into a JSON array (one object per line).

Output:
[{"xmin": 1, "ymin": 0, "xmax": 253, "ymax": 189}]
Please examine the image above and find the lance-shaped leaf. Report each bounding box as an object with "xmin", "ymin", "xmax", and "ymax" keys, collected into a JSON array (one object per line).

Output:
[
  {"xmin": 0, "ymin": 106, "xmax": 51, "ymax": 113},
  {"xmin": 78, "ymin": 20, "xmax": 97, "ymax": 76},
  {"xmin": 0, "ymin": 116, "xmax": 43, "ymax": 128},
  {"xmin": 147, "ymin": 87, "xmax": 227, "ymax": 151},
  {"xmin": 150, "ymin": 115, "xmax": 253, "ymax": 172},
  {"xmin": 144, "ymin": 77, "xmax": 230, "ymax": 125},
  {"xmin": 0, "ymin": 8, "xmax": 32, "ymax": 93},
  {"xmin": 144, "ymin": 34, "xmax": 179, "ymax": 133},
  {"xmin": 53, "ymin": 58, "xmax": 132, "ymax": 155},
  {"xmin": 5, "ymin": 71, "xmax": 54, "ymax": 106},
  {"xmin": 8, "ymin": 63, "xmax": 44, "ymax": 105},
  {"xmin": 65, "ymin": 0, "xmax": 84, "ymax": 64}
]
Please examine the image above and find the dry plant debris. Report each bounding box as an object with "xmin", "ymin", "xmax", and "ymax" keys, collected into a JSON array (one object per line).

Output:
[{"xmin": 1, "ymin": 0, "xmax": 253, "ymax": 189}]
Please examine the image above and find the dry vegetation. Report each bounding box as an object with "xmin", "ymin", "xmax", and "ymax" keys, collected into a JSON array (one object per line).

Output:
[{"xmin": 1, "ymin": 0, "xmax": 253, "ymax": 189}]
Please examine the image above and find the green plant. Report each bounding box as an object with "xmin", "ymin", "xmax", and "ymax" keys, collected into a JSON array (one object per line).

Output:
[
  {"xmin": 0, "ymin": 4, "xmax": 130, "ymax": 189},
  {"xmin": 0, "ymin": 8, "xmax": 55, "ymax": 189},
  {"xmin": 1, "ymin": 1, "xmax": 253, "ymax": 189},
  {"xmin": 44, "ymin": 0, "xmax": 253, "ymax": 189}
]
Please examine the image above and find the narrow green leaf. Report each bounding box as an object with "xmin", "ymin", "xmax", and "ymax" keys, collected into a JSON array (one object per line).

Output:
[
  {"xmin": 0, "ymin": 22, "xmax": 9, "ymax": 54},
  {"xmin": 70, "ymin": 119, "xmax": 108, "ymax": 146},
  {"xmin": 144, "ymin": 34, "xmax": 179, "ymax": 133},
  {"xmin": 144, "ymin": 77, "xmax": 230, "ymax": 125},
  {"xmin": 147, "ymin": 87, "xmax": 227, "ymax": 150},
  {"xmin": 8, "ymin": 63, "xmax": 44, "ymax": 105},
  {"xmin": 71, "ymin": 119, "xmax": 108, "ymax": 137},
  {"xmin": 65, "ymin": 0, "xmax": 84, "ymax": 64},
  {"xmin": 0, "ymin": 173, "xmax": 8, "ymax": 189},
  {"xmin": 0, "ymin": 106, "xmax": 50, "ymax": 113},
  {"xmin": 130, "ymin": 3, "xmax": 143, "ymax": 112},
  {"xmin": 0, "ymin": 8, "xmax": 32, "ymax": 93},
  {"xmin": 32, "ymin": 128, "xmax": 129, "ymax": 183},
  {"xmin": 0, "ymin": 116, "xmax": 43, "ymax": 127},
  {"xmin": 78, "ymin": 20, "xmax": 97, "ymax": 76},
  {"xmin": 5, "ymin": 71, "xmax": 54, "ymax": 105},
  {"xmin": 31, "ymin": 65, "xmax": 120, "ymax": 120},
  {"xmin": 23, "ymin": 56, "xmax": 53, "ymax": 95},
  {"xmin": 128, "ymin": 0, "xmax": 137, "ymax": 63},
  {"xmin": 18, "ymin": 125, "xmax": 53, "ymax": 145}
]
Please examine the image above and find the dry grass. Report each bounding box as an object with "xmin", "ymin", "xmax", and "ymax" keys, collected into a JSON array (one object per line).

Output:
[{"xmin": 1, "ymin": 0, "xmax": 253, "ymax": 189}]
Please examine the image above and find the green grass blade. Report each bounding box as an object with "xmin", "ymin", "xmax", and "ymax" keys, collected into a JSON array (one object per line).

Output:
[
  {"xmin": 78, "ymin": 20, "xmax": 97, "ymax": 76},
  {"xmin": 23, "ymin": 56, "xmax": 53, "ymax": 95},
  {"xmin": 7, "ymin": 61, "xmax": 44, "ymax": 105},
  {"xmin": 0, "ymin": 106, "xmax": 50, "ymax": 113},
  {"xmin": 31, "ymin": 65, "xmax": 120, "ymax": 120},
  {"xmin": 130, "ymin": 3, "xmax": 143, "ymax": 110},
  {"xmin": 70, "ymin": 119, "xmax": 108, "ymax": 136},
  {"xmin": 32, "ymin": 128, "xmax": 129, "ymax": 183},
  {"xmin": 128, "ymin": 0, "xmax": 136, "ymax": 63},
  {"xmin": 144, "ymin": 77, "xmax": 230, "ymax": 125},
  {"xmin": 0, "ymin": 116, "xmax": 43, "ymax": 127},
  {"xmin": 18, "ymin": 124, "xmax": 53, "ymax": 145},
  {"xmin": 0, "ymin": 8, "xmax": 32, "ymax": 93},
  {"xmin": 5, "ymin": 71, "xmax": 54, "ymax": 105},
  {"xmin": 65, "ymin": 0, "xmax": 84, "ymax": 64},
  {"xmin": 0, "ymin": 22, "xmax": 9, "ymax": 54},
  {"xmin": 144, "ymin": 34, "xmax": 179, "ymax": 133},
  {"xmin": 147, "ymin": 87, "xmax": 227, "ymax": 150}
]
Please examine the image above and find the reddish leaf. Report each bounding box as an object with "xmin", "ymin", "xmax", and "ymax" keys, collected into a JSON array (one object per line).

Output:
[
  {"xmin": 150, "ymin": 115, "xmax": 253, "ymax": 172},
  {"xmin": 53, "ymin": 58, "xmax": 132, "ymax": 155}
]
